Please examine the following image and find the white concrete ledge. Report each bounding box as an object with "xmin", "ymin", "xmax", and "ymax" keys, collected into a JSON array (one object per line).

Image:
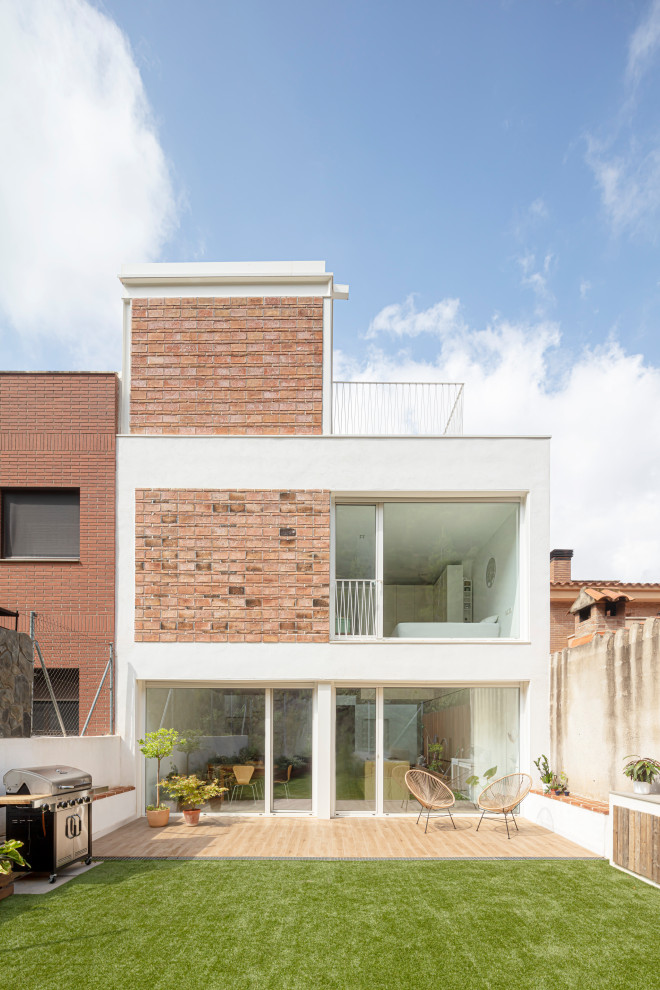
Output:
[{"xmin": 522, "ymin": 792, "xmax": 608, "ymax": 856}]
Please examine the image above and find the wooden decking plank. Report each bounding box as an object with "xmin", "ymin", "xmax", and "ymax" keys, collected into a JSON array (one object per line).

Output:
[{"xmin": 94, "ymin": 814, "xmax": 600, "ymax": 860}]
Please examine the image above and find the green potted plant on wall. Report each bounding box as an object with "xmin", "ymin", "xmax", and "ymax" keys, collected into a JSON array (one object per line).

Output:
[
  {"xmin": 622, "ymin": 755, "xmax": 660, "ymax": 795},
  {"xmin": 138, "ymin": 728, "xmax": 186, "ymax": 827},
  {"xmin": 160, "ymin": 774, "xmax": 227, "ymax": 826}
]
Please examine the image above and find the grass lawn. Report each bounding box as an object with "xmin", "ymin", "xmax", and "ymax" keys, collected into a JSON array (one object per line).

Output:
[{"xmin": 0, "ymin": 860, "xmax": 659, "ymax": 989}]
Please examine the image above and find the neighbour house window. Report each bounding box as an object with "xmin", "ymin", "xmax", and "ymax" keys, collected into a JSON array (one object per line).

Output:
[
  {"xmin": 32, "ymin": 668, "xmax": 80, "ymax": 735},
  {"xmin": 605, "ymin": 602, "xmax": 617, "ymax": 617},
  {"xmin": 1, "ymin": 489, "xmax": 80, "ymax": 559},
  {"xmin": 334, "ymin": 501, "xmax": 520, "ymax": 639},
  {"xmin": 578, "ymin": 606, "xmax": 591, "ymax": 624}
]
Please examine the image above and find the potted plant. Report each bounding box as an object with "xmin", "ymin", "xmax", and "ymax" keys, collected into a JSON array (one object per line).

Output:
[
  {"xmin": 138, "ymin": 728, "xmax": 186, "ymax": 827},
  {"xmin": 160, "ymin": 774, "xmax": 227, "ymax": 825},
  {"xmin": 623, "ymin": 755, "xmax": 660, "ymax": 795},
  {"xmin": 0, "ymin": 839, "xmax": 28, "ymax": 901},
  {"xmin": 534, "ymin": 754, "xmax": 554, "ymax": 793}
]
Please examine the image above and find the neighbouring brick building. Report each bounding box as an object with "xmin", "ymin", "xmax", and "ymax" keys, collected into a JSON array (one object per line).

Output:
[
  {"xmin": 549, "ymin": 548, "xmax": 660, "ymax": 652},
  {"xmin": 0, "ymin": 372, "xmax": 118, "ymax": 734},
  {"xmin": 116, "ymin": 261, "xmax": 550, "ymax": 820}
]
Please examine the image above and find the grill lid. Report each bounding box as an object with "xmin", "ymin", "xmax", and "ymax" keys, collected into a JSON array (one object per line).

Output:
[{"xmin": 3, "ymin": 765, "xmax": 92, "ymax": 795}]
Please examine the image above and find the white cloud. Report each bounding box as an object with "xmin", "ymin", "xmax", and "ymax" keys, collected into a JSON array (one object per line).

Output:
[
  {"xmin": 365, "ymin": 295, "xmax": 463, "ymax": 339},
  {"xmin": 586, "ymin": 3, "xmax": 660, "ymax": 239},
  {"xmin": 0, "ymin": 0, "xmax": 177, "ymax": 367},
  {"xmin": 579, "ymin": 279, "xmax": 592, "ymax": 300},
  {"xmin": 587, "ymin": 140, "xmax": 660, "ymax": 238},
  {"xmin": 627, "ymin": 0, "xmax": 660, "ymax": 88},
  {"xmin": 518, "ymin": 252, "xmax": 555, "ymax": 310},
  {"xmin": 336, "ymin": 299, "xmax": 660, "ymax": 581},
  {"xmin": 528, "ymin": 198, "xmax": 548, "ymax": 221}
]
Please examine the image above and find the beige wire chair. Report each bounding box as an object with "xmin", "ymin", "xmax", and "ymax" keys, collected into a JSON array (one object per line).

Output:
[
  {"xmin": 405, "ymin": 768, "xmax": 456, "ymax": 833},
  {"xmin": 476, "ymin": 772, "xmax": 532, "ymax": 839}
]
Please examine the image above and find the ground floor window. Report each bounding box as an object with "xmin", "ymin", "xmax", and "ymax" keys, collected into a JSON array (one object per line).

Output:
[
  {"xmin": 333, "ymin": 686, "xmax": 519, "ymax": 814},
  {"xmin": 145, "ymin": 687, "xmax": 266, "ymax": 813},
  {"xmin": 382, "ymin": 686, "xmax": 519, "ymax": 813},
  {"xmin": 144, "ymin": 683, "xmax": 520, "ymax": 816}
]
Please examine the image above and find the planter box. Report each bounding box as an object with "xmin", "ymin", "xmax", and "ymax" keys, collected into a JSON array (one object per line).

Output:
[{"xmin": 0, "ymin": 872, "xmax": 16, "ymax": 902}]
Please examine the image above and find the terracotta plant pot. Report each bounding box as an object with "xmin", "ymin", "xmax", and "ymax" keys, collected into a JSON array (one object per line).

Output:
[
  {"xmin": 182, "ymin": 808, "xmax": 201, "ymax": 826},
  {"xmin": 146, "ymin": 808, "xmax": 170, "ymax": 828}
]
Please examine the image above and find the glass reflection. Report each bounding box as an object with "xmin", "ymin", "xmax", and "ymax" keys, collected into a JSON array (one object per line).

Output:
[
  {"xmin": 335, "ymin": 687, "xmax": 376, "ymax": 812},
  {"xmin": 383, "ymin": 687, "xmax": 519, "ymax": 812},
  {"xmin": 145, "ymin": 687, "xmax": 265, "ymax": 813},
  {"xmin": 272, "ymin": 689, "xmax": 313, "ymax": 812}
]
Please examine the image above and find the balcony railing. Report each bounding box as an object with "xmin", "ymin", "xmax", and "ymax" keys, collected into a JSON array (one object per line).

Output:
[
  {"xmin": 332, "ymin": 381, "xmax": 464, "ymax": 436},
  {"xmin": 334, "ymin": 579, "xmax": 378, "ymax": 638}
]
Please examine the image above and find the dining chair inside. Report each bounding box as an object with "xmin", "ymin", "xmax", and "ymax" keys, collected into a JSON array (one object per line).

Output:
[
  {"xmin": 230, "ymin": 764, "xmax": 260, "ymax": 804},
  {"xmin": 273, "ymin": 763, "xmax": 293, "ymax": 801}
]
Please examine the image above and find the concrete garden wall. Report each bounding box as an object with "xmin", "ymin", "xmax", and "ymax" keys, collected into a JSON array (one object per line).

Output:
[{"xmin": 550, "ymin": 618, "xmax": 660, "ymax": 804}]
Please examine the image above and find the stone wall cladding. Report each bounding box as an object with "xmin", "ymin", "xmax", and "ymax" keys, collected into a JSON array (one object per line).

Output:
[
  {"xmin": 0, "ymin": 629, "xmax": 33, "ymax": 737},
  {"xmin": 0, "ymin": 373, "xmax": 118, "ymax": 733},
  {"xmin": 135, "ymin": 489, "xmax": 330, "ymax": 643},
  {"xmin": 130, "ymin": 296, "xmax": 324, "ymax": 435}
]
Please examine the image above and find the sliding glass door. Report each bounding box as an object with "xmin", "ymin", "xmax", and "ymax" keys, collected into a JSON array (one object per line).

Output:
[
  {"xmin": 334, "ymin": 686, "xmax": 519, "ymax": 815},
  {"xmin": 272, "ymin": 689, "xmax": 313, "ymax": 812},
  {"xmin": 335, "ymin": 687, "xmax": 377, "ymax": 812}
]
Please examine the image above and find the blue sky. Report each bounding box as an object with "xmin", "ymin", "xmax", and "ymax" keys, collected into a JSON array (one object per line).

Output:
[
  {"xmin": 2, "ymin": 0, "xmax": 660, "ymax": 577},
  {"xmin": 106, "ymin": 0, "xmax": 660, "ymax": 365}
]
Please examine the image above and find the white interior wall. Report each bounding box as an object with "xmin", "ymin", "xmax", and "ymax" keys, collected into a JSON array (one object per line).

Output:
[{"xmin": 472, "ymin": 511, "xmax": 519, "ymax": 636}]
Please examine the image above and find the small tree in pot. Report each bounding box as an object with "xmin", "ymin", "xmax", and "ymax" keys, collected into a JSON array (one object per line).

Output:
[
  {"xmin": 138, "ymin": 728, "xmax": 186, "ymax": 827},
  {"xmin": 161, "ymin": 774, "xmax": 227, "ymax": 826},
  {"xmin": 0, "ymin": 839, "xmax": 28, "ymax": 902}
]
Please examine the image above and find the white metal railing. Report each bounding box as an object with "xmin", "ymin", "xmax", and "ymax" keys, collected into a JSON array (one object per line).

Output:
[
  {"xmin": 332, "ymin": 381, "xmax": 464, "ymax": 436},
  {"xmin": 334, "ymin": 579, "xmax": 378, "ymax": 638}
]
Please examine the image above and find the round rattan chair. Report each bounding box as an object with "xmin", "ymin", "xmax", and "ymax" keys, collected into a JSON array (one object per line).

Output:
[
  {"xmin": 475, "ymin": 772, "xmax": 532, "ymax": 839},
  {"xmin": 405, "ymin": 768, "xmax": 456, "ymax": 833}
]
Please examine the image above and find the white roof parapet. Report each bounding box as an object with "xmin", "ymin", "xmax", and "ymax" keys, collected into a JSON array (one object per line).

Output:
[{"xmin": 118, "ymin": 261, "xmax": 348, "ymax": 299}]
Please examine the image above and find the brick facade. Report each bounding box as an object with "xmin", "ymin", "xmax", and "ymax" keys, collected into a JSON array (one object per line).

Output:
[
  {"xmin": 135, "ymin": 489, "xmax": 330, "ymax": 643},
  {"xmin": 0, "ymin": 373, "xmax": 118, "ymax": 733},
  {"xmin": 130, "ymin": 296, "xmax": 324, "ymax": 435}
]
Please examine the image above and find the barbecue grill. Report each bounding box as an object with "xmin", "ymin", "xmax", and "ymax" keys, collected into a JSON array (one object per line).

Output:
[{"xmin": 3, "ymin": 765, "xmax": 93, "ymax": 883}]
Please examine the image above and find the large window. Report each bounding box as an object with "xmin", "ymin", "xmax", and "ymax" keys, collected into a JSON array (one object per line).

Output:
[
  {"xmin": 334, "ymin": 501, "xmax": 520, "ymax": 639},
  {"xmin": 2, "ymin": 489, "xmax": 80, "ymax": 559},
  {"xmin": 272, "ymin": 689, "xmax": 313, "ymax": 811},
  {"xmin": 145, "ymin": 687, "xmax": 266, "ymax": 813},
  {"xmin": 382, "ymin": 686, "xmax": 519, "ymax": 812},
  {"xmin": 335, "ymin": 688, "xmax": 376, "ymax": 812}
]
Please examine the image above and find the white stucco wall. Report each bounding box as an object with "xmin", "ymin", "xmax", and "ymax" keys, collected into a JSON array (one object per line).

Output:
[
  {"xmin": 0, "ymin": 735, "xmax": 137, "ymax": 838},
  {"xmin": 115, "ymin": 433, "xmax": 550, "ymax": 815}
]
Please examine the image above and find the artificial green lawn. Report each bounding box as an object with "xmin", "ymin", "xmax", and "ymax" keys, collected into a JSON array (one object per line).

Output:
[{"xmin": 1, "ymin": 860, "xmax": 659, "ymax": 990}]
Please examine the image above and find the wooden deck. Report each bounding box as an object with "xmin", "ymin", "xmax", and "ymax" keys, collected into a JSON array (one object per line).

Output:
[{"xmin": 94, "ymin": 814, "xmax": 599, "ymax": 860}]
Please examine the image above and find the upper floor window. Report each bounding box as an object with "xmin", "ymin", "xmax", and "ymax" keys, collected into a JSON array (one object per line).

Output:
[
  {"xmin": 334, "ymin": 500, "xmax": 520, "ymax": 640},
  {"xmin": 2, "ymin": 489, "xmax": 80, "ymax": 559}
]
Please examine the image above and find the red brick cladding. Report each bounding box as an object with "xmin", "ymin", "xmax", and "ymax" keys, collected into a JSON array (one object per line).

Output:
[
  {"xmin": 0, "ymin": 373, "xmax": 118, "ymax": 731},
  {"xmin": 135, "ymin": 489, "xmax": 330, "ymax": 643},
  {"xmin": 130, "ymin": 296, "xmax": 324, "ymax": 435}
]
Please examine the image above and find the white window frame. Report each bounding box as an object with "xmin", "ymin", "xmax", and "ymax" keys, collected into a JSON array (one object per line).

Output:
[{"xmin": 330, "ymin": 495, "xmax": 528, "ymax": 644}]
